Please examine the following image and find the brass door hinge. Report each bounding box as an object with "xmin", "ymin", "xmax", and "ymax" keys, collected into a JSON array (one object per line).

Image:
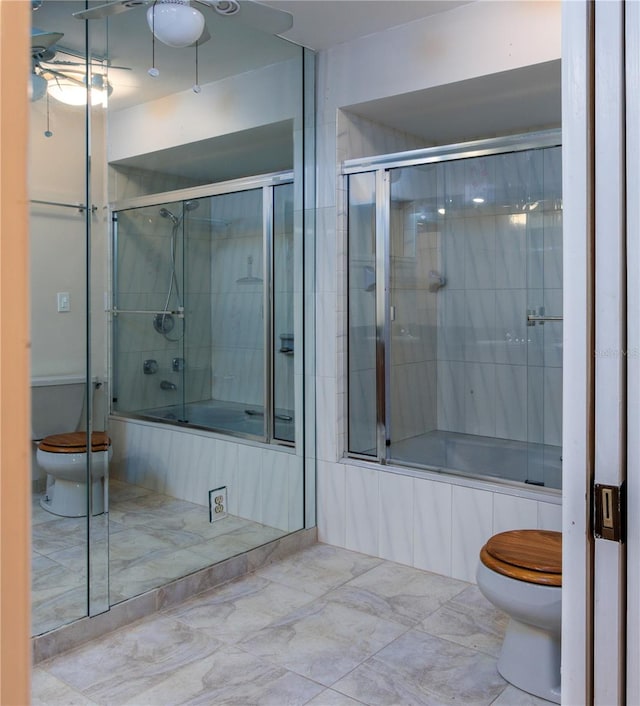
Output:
[{"xmin": 594, "ymin": 482, "xmax": 625, "ymax": 542}]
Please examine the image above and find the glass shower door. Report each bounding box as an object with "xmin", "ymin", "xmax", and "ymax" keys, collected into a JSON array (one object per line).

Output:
[
  {"xmin": 387, "ymin": 164, "xmax": 441, "ymax": 468},
  {"xmin": 525, "ymin": 145, "xmax": 563, "ymax": 488},
  {"xmin": 273, "ymin": 182, "xmax": 295, "ymax": 443},
  {"xmin": 347, "ymin": 172, "xmax": 378, "ymax": 456},
  {"xmin": 346, "ymin": 136, "xmax": 563, "ymax": 489},
  {"xmin": 112, "ymin": 201, "xmax": 186, "ymax": 421},
  {"xmin": 206, "ymin": 188, "xmax": 265, "ymax": 436}
]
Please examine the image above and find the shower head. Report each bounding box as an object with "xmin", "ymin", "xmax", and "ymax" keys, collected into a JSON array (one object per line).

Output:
[
  {"xmin": 159, "ymin": 207, "xmax": 179, "ymax": 226},
  {"xmin": 184, "ymin": 200, "xmax": 199, "ymax": 212}
]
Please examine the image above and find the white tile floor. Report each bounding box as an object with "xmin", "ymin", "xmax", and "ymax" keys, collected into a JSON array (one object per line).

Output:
[{"xmin": 32, "ymin": 543, "xmax": 554, "ymax": 705}]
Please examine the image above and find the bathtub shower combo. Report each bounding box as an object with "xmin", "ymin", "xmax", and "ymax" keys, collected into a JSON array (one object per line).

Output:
[
  {"xmin": 112, "ymin": 173, "xmax": 296, "ymax": 446},
  {"xmin": 346, "ymin": 131, "xmax": 563, "ymax": 489}
]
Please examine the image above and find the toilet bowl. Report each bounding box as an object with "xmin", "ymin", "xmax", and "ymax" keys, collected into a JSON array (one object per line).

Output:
[
  {"xmin": 476, "ymin": 529, "xmax": 562, "ymax": 704},
  {"xmin": 38, "ymin": 431, "xmax": 111, "ymax": 517}
]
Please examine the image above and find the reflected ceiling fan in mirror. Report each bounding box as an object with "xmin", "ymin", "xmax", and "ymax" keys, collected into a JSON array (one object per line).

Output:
[
  {"xmin": 73, "ymin": 1, "xmax": 294, "ymax": 49},
  {"xmin": 31, "ymin": 28, "xmax": 130, "ymax": 106}
]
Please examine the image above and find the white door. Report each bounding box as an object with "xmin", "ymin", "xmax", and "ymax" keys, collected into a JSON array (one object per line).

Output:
[
  {"xmin": 563, "ymin": 1, "xmax": 633, "ymax": 703},
  {"xmin": 625, "ymin": 2, "xmax": 640, "ymax": 702}
]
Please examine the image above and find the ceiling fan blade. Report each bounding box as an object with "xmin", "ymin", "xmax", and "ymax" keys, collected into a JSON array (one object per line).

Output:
[
  {"xmin": 234, "ymin": 1, "xmax": 293, "ymax": 35},
  {"xmin": 73, "ymin": 0, "xmax": 149, "ymax": 21},
  {"xmin": 43, "ymin": 59, "xmax": 133, "ymax": 71},
  {"xmin": 31, "ymin": 30, "xmax": 64, "ymax": 54},
  {"xmin": 43, "ymin": 67, "xmax": 86, "ymax": 87},
  {"xmin": 196, "ymin": 0, "xmax": 293, "ymax": 36}
]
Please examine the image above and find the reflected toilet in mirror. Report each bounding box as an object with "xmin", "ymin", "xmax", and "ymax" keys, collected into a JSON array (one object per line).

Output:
[{"xmin": 32, "ymin": 376, "xmax": 110, "ymax": 517}]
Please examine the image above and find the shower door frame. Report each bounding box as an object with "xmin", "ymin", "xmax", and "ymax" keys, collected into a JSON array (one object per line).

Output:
[
  {"xmin": 109, "ymin": 170, "xmax": 295, "ymax": 447},
  {"xmin": 344, "ymin": 129, "xmax": 562, "ymax": 483}
]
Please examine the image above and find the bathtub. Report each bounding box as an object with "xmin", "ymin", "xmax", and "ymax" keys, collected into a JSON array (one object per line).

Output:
[{"xmin": 135, "ymin": 398, "xmax": 295, "ymax": 443}]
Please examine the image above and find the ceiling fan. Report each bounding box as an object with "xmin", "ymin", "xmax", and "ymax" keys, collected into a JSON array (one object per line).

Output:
[
  {"xmin": 31, "ymin": 28, "xmax": 128, "ymax": 104},
  {"xmin": 73, "ymin": 1, "xmax": 294, "ymax": 49}
]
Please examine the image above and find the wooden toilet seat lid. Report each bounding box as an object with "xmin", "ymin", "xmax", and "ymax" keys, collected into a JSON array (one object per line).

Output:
[
  {"xmin": 38, "ymin": 431, "xmax": 110, "ymax": 453},
  {"xmin": 480, "ymin": 529, "xmax": 562, "ymax": 587}
]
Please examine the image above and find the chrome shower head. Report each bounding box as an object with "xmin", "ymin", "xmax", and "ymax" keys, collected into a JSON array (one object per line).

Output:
[
  {"xmin": 159, "ymin": 207, "xmax": 179, "ymax": 226},
  {"xmin": 184, "ymin": 200, "xmax": 199, "ymax": 212}
]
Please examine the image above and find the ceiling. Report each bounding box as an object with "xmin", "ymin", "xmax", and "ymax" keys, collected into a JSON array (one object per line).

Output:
[
  {"xmin": 263, "ymin": 1, "xmax": 471, "ymax": 50},
  {"xmin": 31, "ymin": 1, "xmax": 560, "ymax": 182},
  {"xmin": 32, "ymin": 1, "xmax": 471, "ymax": 111}
]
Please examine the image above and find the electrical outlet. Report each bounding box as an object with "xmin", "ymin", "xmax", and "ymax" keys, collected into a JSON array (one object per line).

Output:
[{"xmin": 209, "ymin": 486, "xmax": 228, "ymax": 522}]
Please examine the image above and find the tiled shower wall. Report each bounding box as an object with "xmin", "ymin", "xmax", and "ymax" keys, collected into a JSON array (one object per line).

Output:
[
  {"xmin": 113, "ymin": 198, "xmax": 213, "ymax": 411},
  {"xmin": 111, "ymin": 166, "xmax": 213, "ymax": 412},
  {"xmin": 208, "ymin": 187, "xmax": 294, "ymax": 412},
  {"xmin": 113, "ymin": 173, "xmax": 295, "ymax": 414},
  {"xmin": 209, "ymin": 190, "xmax": 264, "ymax": 407},
  {"xmin": 436, "ymin": 147, "xmax": 563, "ymax": 447},
  {"xmin": 344, "ymin": 130, "xmax": 563, "ymax": 451},
  {"xmin": 389, "ymin": 201, "xmax": 439, "ymax": 444}
]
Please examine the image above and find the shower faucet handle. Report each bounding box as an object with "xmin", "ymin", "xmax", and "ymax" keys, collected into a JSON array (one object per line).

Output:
[
  {"xmin": 172, "ymin": 357, "xmax": 186, "ymax": 372},
  {"xmin": 143, "ymin": 359, "xmax": 158, "ymax": 374}
]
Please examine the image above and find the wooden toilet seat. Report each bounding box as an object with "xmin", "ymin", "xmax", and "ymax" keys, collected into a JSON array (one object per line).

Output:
[
  {"xmin": 480, "ymin": 529, "xmax": 562, "ymax": 587},
  {"xmin": 38, "ymin": 431, "xmax": 111, "ymax": 454}
]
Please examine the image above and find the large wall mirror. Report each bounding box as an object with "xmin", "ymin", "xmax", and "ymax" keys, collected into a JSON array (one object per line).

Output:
[{"xmin": 29, "ymin": 0, "xmax": 314, "ymax": 637}]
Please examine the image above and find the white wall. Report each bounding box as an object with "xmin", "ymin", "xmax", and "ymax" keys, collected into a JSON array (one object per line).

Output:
[
  {"xmin": 29, "ymin": 99, "xmax": 110, "ymax": 481},
  {"xmin": 29, "ymin": 96, "xmax": 109, "ymax": 425},
  {"xmin": 108, "ymin": 59, "xmax": 301, "ymax": 163},
  {"xmin": 315, "ymin": 0, "xmax": 562, "ymax": 581}
]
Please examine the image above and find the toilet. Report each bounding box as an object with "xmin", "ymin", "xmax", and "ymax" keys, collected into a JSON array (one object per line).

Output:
[
  {"xmin": 476, "ymin": 529, "xmax": 562, "ymax": 704},
  {"xmin": 32, "ymin": 375, "xmax": 111, "ymax": 517}
]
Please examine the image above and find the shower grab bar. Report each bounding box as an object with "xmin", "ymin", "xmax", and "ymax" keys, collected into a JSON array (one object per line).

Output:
[
  {"xmin": 30, "ymin": 199, "xmax": 97, "ymax": 213},
  {"xmin": 111, "ymin": 307, "xmax": 185, "ymax": 318},
  {"xmin": 527, "ymin": 315, "xmax": 563, "ymax": 322}
]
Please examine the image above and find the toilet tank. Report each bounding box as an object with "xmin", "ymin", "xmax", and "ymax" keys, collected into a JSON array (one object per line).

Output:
[{"xmin": 31, "ymin": 375, "xmax": 86, "ymax": 440}]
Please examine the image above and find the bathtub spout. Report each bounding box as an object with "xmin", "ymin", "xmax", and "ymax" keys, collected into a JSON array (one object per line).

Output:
[{"xmin": 160, "ymin": 380, "xmax": 177, "ymax": 391}]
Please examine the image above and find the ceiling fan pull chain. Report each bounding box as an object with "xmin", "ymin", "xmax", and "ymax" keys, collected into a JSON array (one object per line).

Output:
[
  {"xmin": 44, "ymin": 92, "xmax": 53, "ymax": 138},
  {"xmin": 148, "ymin": 0, "xmax": 160, "ymax": 77},
  {"xmin": 192, "ymin": 40, "xmax": 201, "ymax": 93}
]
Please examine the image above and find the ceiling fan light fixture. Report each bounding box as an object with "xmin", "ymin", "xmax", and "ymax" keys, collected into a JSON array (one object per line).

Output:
[
  {"xmin": 47, "ymin": 75, "xmax": 112, "ymax": 107},
  {"xmin": 146, "ymin": 1, "xmax": 205, "ymax": 48}
]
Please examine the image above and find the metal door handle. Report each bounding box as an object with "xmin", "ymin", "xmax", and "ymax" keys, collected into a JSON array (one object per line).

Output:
[{"xmin": 527, "ymin": 315, "xmax": 563, "ymax": 324}]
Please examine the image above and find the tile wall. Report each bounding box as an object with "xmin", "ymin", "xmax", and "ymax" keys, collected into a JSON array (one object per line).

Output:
[
  {"xmin": 113, "ymin": 198, "xmax": 213, "ymax": 412},
  {"xmin": 109, "ymin": 418, "xmax": 303, "ymax": 533},
  {"xmin": 317, "ymin": 460, "xmax": 562, "ymax": 583},
  {"xmin": 111, "ymin": 167, "xmax": 213, "ymax": 413},
  {"xmin": 436, "ymin": 147, "xmax": 563, "ymax": 448},
  {"xmin": 389, "ymin": 197, "xmax": 440, "ymax": 444},
  {"xmin": 209, "ymin": 189, "xmax": 264, "ymax": 407},
  {"xmin": 113, "ymin": 175, "xmax": 296, "ymax": 417}
]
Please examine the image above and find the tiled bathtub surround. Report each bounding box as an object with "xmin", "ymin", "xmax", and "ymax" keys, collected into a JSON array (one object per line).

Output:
[
  {"xmin": 318, "ymin": 461, "xmax": 562, "ymax": 584},
  {"xmin": 109, "ymin": 417, "xmax": 304, "ymax": 533},
  {"xmin": 32, "ymin": 544, "xmax": 554, "ymax": 705}
]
